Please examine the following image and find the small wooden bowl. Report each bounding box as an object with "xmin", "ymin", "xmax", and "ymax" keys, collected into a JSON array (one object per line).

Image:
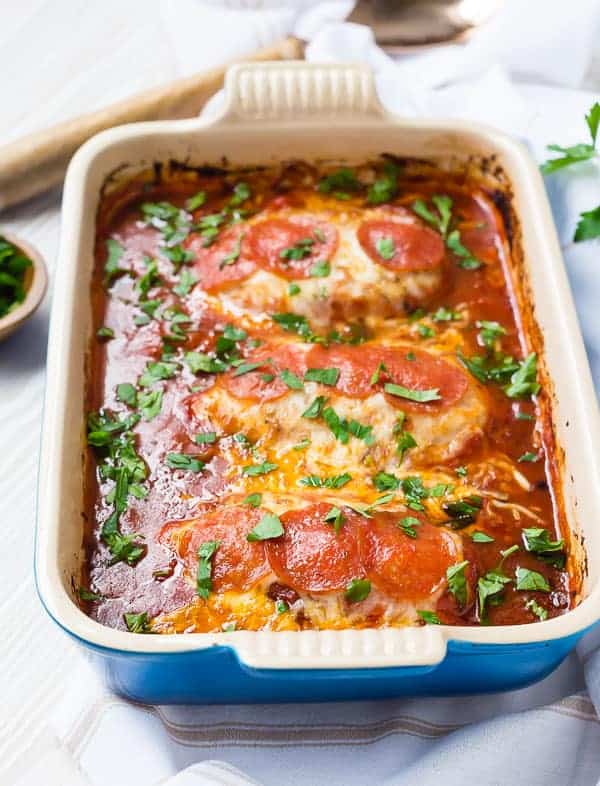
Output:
[{"xmin": 0, "ymin": 231, "xmax": 48, "ymax": 342}]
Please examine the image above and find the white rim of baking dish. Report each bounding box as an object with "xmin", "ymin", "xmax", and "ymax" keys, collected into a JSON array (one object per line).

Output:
[{"xmin": 35, "ymin": 63, "xmax": 600, "ymax": 669}]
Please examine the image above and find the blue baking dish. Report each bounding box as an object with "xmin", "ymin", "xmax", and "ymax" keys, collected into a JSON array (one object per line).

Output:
[{"xmin": 35, "ymin": 62, "xmax": 600, "ymax": 703}]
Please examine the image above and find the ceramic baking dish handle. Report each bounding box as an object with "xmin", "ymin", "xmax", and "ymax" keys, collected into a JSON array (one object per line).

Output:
[
  {"xmin": 227, "ymin": 627, "xmax": 447, "ymax": 670},
  {"xmin": 219, "ymin": 61, "xmax": 386, "ymax": 123}
]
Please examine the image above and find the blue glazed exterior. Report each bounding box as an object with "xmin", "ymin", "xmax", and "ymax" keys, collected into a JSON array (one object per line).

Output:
[{"xmin": 70, "ymin": 632, "xmax": 584, "ymax": 705}]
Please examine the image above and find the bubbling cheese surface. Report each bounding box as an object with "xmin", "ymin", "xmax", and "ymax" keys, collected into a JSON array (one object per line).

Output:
[{"xmin": 84, "ymin": 160, "xmax": 573, "ymax": 634}]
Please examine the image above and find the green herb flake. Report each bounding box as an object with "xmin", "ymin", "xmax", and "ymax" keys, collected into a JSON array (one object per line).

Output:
[
  {"xmin": 299, "ymin": 473, "xmax": 352, "ymax": 489},
  {"xmin": 229, "ymin": 182, "xmax": 251, "ymax": 207},
  {"xmin": 345, "ymin": 578, "xmax": 371, "ymax": 603},
  {"xmin": 96, "ymin": 326, "xmax": 115, "ymax": 340},
  {"xmin": 243, "ymin": 493, "xmax": 262, "ymax": 507},
  {"xmin": 304, "ymin": 367, "xmax": 340, "ymax": 386},
  {"xmin": 318, "ymin": 168, "xmax": 361, "ymax": 196},
  {"xmin": 275, "ymin": 600, "xmax": 289, "ymax": 614},
  {"xmin": 124, "ymin": 612, "xmax": 151, "ymax": 633},
  {"xmin": 417, "ymin": 610, "xmax": 441, "ymax": 625},
  {"xmin": 293, "ymin": 438, "xmax": 311, "ymax": 451},
  {"xmin": 288, "ymin": 283, "xmax": 301, "ymax": 296},
  {"xmin": 324, "ymin": 506, "xmax": 345, "ymax": 534},
  {"xmin": 185, "ymin": 191, "xmax": 206, "ymax": 211},
  {"xmin": 195, "ymin": 431, "xmax": 217, "ymax": 445},
  {"xmin": 103, "ymin": 238, "xmax": 126, "ymax": 285},
  {"xmin": 477, "ymin": 320, "xmax": 506, "ymax": 349},
  {"xmin": 220, "ymin": 235, "xmax": 243, "ymax": 269},
  {"xmin": 231, "ymin": 361, "xmax": 264, "ymax": 377},
  {"xmin": 173, "ymin": 268, "xmax": 197, "ymax": 297},
  {"xmin": 196, "ymin": 540, "xmax": 220, "ymax": 599},
  {"xmin": 166, "ymin": 453, "xmax": 204, "ymax": 472},
  {"xmin": 443, "ymin": 495, "xmax": 483, "ymax": 529},
  {"xmin": 247, "ymin": 513, "xmax": 284, "ymax": 542},
  {"xmin": 280, "ymin": 369, "xmax": 305, "ymax": 390},
  {"xmin": 504, "ymin": 353, "xmax": 540, "ymax": 399},
  {"xmin": 78, "ymin": 587, "xmax": 103, "ymax": 602},
  {"xmin": 384, "ymin": 382, "xmax": 441, "ymax": 403},
  {"xmin": 447, "ymin": 230, "xmax": 483, "ymax": 270},
  {"xmin": 574, "ymin": 205, "xmax": 600, "ymax": 242},
  {"xmin": 471, "ymin": 531, "xmax": 495, "ymax": 543},
  {"xmin": 455, "ymin": 466, "xmax": 468, "ymax": 477},
  {"xmin": 138, "ymin": 389, "xmax": 163, "ymax": 421},
  {"xmin": 309, "ymin": 259, "xmax": 331, "ymax": 278},
  {"xmin": 432, "ymin": 306, "xmax": 459, "ymax": 322},
  {"xmin": 477, "ymin": 570, "xmax": 511, "ymax": 619},
  {"xmin": 398, "ymin": 516, "xmax": 421, "ymax": 538},
  {"xmin": 138, "ymin": 360, "xmax": 178, "ymax": 388},
  {"xmin": 302, "ymin": 395, "xmax": 328, "ymax": 419},
  {"xmin": 518, "ymin": 451, "xmax": 539, "ymax": 463},
  {"xmin": 116, "ymin": 383, "xmax": 137, "ymax": 407},
  {"xmin": 412, "ymin": 195, "xmax": 453, "ymax": 237},
  {"xmin": 525, "ymin": 598, "xmax": 548, "ymax": 621},
  {"xmin": 446, "ymin": 560, "xmax": 469, "ymax": 606},
  {"xmin": 367, "ymin": 162, "xmax": 400, "ymax": 205},
  {"xmin": 375, "ymin": 236, "xmax": 395, "ymax": 261},
  {"xmin": 373, "ymin": 471, "xmax": 400, "ymax": 492},
  {"xmin": 242, "ymin": 462, "xmax": 278, "ymax": 477},
  {"xmin": 280, "ymin": 238, "xmax": 314, "ymax": 261},
  {"xmin": 521, "ymin": 527, "xmax": 564, "ymax": 555},
  {"xmin": 515, "ymin": 567, "xmax": 550, "ymax": 592}
]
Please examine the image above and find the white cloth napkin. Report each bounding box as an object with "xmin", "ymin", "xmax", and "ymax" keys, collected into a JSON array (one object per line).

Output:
[{"xmin": 12, "ymin": 1, "xmax": 600, "ymax": 785}]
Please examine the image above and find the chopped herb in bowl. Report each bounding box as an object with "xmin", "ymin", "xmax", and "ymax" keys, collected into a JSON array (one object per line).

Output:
[{"xmin": 0, "ymin": 235, "xmax": 33, "ymax": 318}]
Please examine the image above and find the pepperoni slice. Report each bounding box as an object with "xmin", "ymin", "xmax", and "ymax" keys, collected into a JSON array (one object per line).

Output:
[
  {"xmin": 359, "ymin": 513, "xmax": 460, "ymax": 601},
  {"xmin": 221, "ymin": 341, "xmax": 308, "ymax": 402},
  {"xmin": 305, "ymin": 344, "xmax": 468, "ymax": 411},
  {"xmin": 358, "ymin": 209, "xmax": 445, "ymax": 272},
  {"xmin": 159, "ymin": 506, "xmax": 270, "ymax": 592},
  {"xmin": 186, "ymin": 224, "xmax": 257, "ymax": 292},
  {"xmin": 266, "ymin": 503, "xmax": 363, "ymax": 593},
  {"xmin": 245, "ymin": 216, "xmax": 338, "ymax": 279}
]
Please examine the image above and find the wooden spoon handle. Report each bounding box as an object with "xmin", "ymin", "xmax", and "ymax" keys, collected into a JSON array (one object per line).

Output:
[{"xmin": 0, "ymin": 37, "xmax": 303, "ymax": 212}]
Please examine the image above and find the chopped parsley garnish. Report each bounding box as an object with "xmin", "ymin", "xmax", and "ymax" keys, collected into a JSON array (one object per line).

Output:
[
  {"xmin": 455, "ymin": 466, "xmax": 468, "ymax": 477},
  {"xmin": 309, "ymin": 259, "xmax": 331, "ymax": 277},
  {"xmin": 242, "ymin": 461, "xmax": 278, "ymax": 477},
  {"xmin": 446, "ymin": 560, "xmax": 469, "ymax": 606},
  {"xmin": 375, "ymin": 236, "xmax": 395, "ymax": 260},
  {"xmin": 103, "ymin": 238, "xmax": 126, "ymax": 285},
  {"xmin": 398, "ymin": 516, "xmax": 421, "ymax": 538},
  {"xmin": 518, "ymin": 451, "xmax": 539, "ymax": 463},
  {"xmin": 384, "ymin": 382, "xmax": 441, "ymax": 403},
  {"xmin": 293, "ymin": 438, "xmax": 311, "ymax": 451},
  {"xmin": 477, "ymin": 569, "xmax": 511, "ymax": 619},
  {"xmin": 447, "ymin": 230, "xmax": 483, "ymax": 270},
  {"xmin": 417, "ymin": 610, "xmax": 441, "ymax": 624},
  {"xmin": 173, "ymin": 268, "xmax": 197, "ymax": 297},
  {"xmin": 370, "ymin": 361, "xmax": 387, "ymax": 385},
  {"xmin": 504, "ymin": 353, "xmax": 540, "ymax": 398},
  {"xmin": 516, "ymin": 411, "xmax": 534, "ymax": 421},
  {"xmin": 138, "ymin": 360, "xmax": 178, "ymax": 388},
  {"xmin": 280, "ymin": 369, "xmax": 304, "ymax": 390},
  {"xmin": 396, "ymin": 430, "xmax": 417, "ymax": 460},
  {"xmin": 138, "ymin": 389, "xmax": 163, "ymax": 421},
  {"xmin": 96, "ymin": 326, "xmax": 115, "ymax": 340},
  {"xmin": 302, "ymin": 395, "xmax": 328, "ymax": 419},
  {"xmin": 417, "ymin": 324, "xmax": 435, "ymax": 338},
  {"xmin": 304, "ymin": 367, "xmax": 340, "ymax": 386},
  {"xmin": 477, "ymin": 320, "xmax": 506, "ymax": 349},
  {"xmin": 243, "ymin": 493, "xmax": 262, "ymax": 507},
  {"xmin": 401, "ymin": 475, "xmax": 428, "ymax": 510},
  {"xmin": 367, "ymin": 162, "xmax": 399, "ymax": 205},
  {"xmin": 432, "ymin": 306, "xmax": 459, "ymax": 322},
  {"xmin": 280, "ymin": 237, "xmax": 315, "ymax": 260},
  {"xmin": 525, "ymin": 598, "xmax": 548, "ymax": 621},
  {"xmin": 521, "ymin": 527, "xmax": 564, "ymax": 556},
  {"xmin": 0, "ymin": 237, "xmax": 33, "ymax": 317},
  {"xmin": 299, "ymin": 473, "xmax": 352, "ymax": 489},
  {"xmin": 321, "ymin": 405, "xmax": 375, "ymax": 446},
  {"xmin": 247, "ymin": 513, "xmax": 284, "ymax": 542},
  {"xmin": 185, "ymin": 351, "xmax": 227, "ymax": 375},
  {"xmin": 78, "ymin": 587, "xmax": 103, "ymax": 602},
  {"xmin": 373, "ymin": 471, "xmax": 400, "ymax": 492},
  {"xmin": 442, "ymin": 495, "xmax": 483, "ymax": 529},
  {"xmin": 231, "ymin": 361, "xmax": 264, "ymax": 377},
  {"xmin": 471, "ymin": 531, "xmax": 494, "ymax": 543},
  {"xmin": 288, "ymin": 283, "xmax": 301, "ymax": 296},
  {"xmin": 163, "ymin": 244, "xmax": 193, "ymax": 271},
  {"xmin": 318, "ymin": 168, "xmax": 361, "ymax": 199},
  {"xmin": 196, "ymin": 540, "xmax": 220, "ymax": 599},
  {"xmin": 185, "ymin": 191, "xmax": 206, "ymax": 211},
  {"xmin": 124, "ymin": 612, "xmax": 151, "ymax": 633},
  {"xmin": 229, "ymin": 182, "xmax": 251, "ymax": 206},
  {"xmin": 345, "ymin": 578, "xmax": 371, "ymax": 603},
  {"xmin": 166, "ymin": 453, "xmax": 205, "ymax": 472},
  {"xmin": 324, "ymin": 506, "xmax": 345, "ymax": 534},
  {"xmin": 220, "ymin": 235, "xmax": 243, "ymax": 269},
  {"xmin": 116, "ymin": 382, "xmax": 137, "ymax": 407},
  {"xmin": 136, "ymin": 256, "xmax": 161, "ymax": 300},
  {"xmin": 515, "ymin": 567, "xmax": 550, "ymax": 592},
  {"xmin": 412, "ymin": 195, "xmax": 453, "ymax": 237},
  {"xmin": 195, "ymin": 431, "xmax": 217, "ymax": 445}
]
